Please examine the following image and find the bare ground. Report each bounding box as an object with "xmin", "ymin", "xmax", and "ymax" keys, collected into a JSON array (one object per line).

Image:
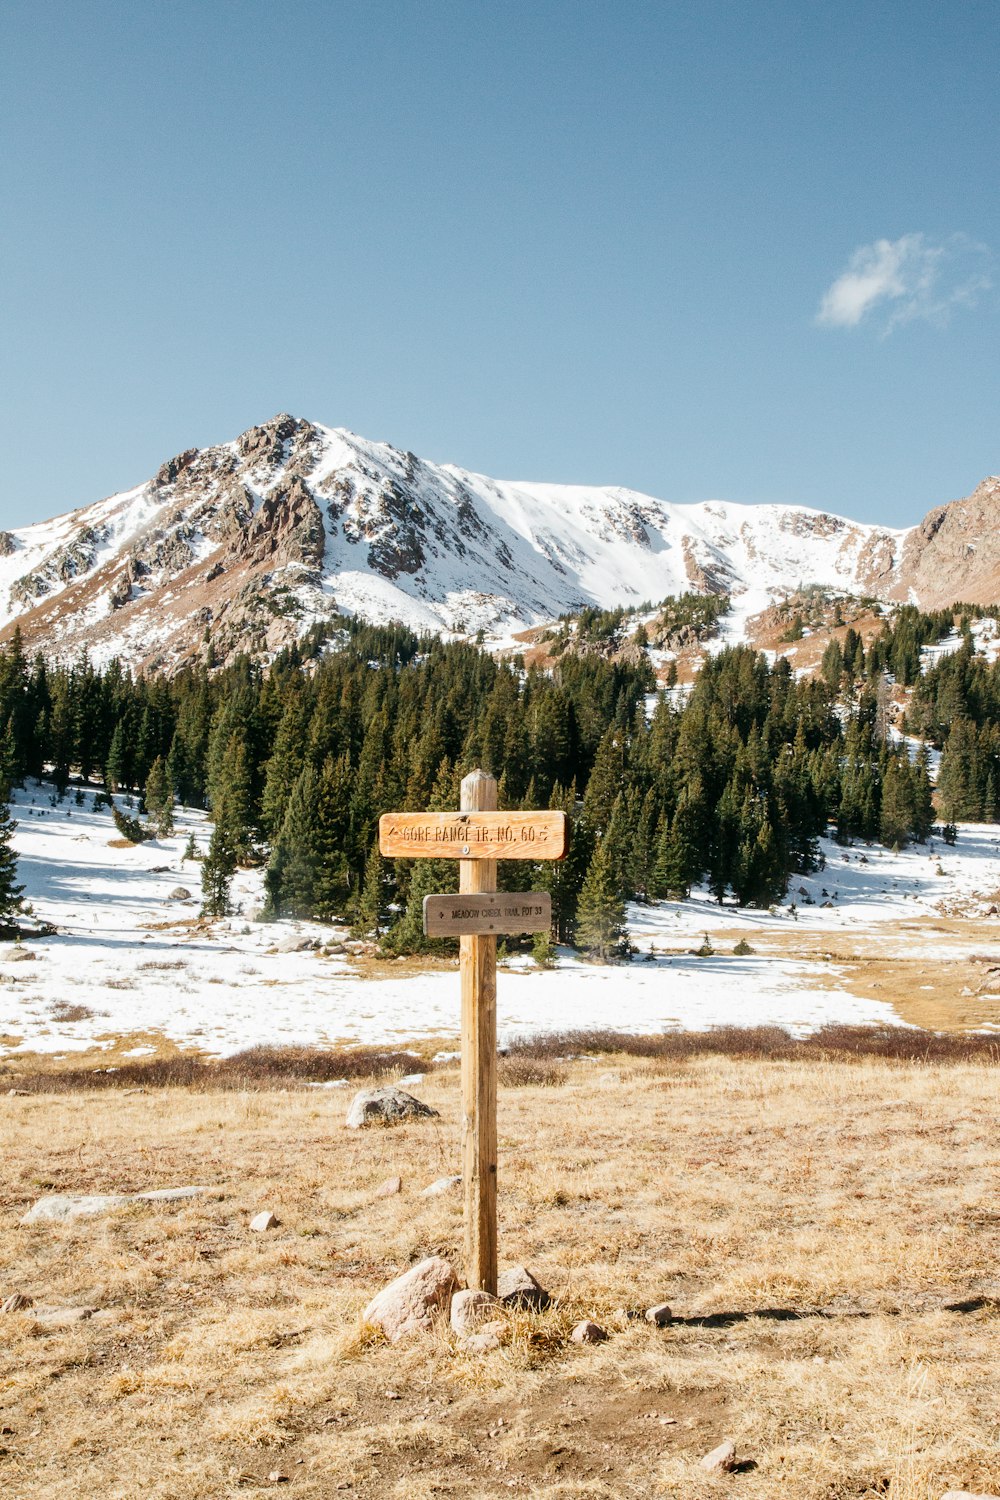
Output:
[{"xmin": 2, "ymin": 1048, "xmax": 999, "ymax": 1499}]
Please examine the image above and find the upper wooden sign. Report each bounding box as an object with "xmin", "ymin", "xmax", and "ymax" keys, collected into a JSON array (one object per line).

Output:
[{"xmin": 379, "ymin": 810, "xmax": 568, "ymax": 861}]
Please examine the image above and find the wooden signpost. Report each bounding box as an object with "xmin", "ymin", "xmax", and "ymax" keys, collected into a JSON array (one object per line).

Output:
[{"xmin": 379, "ymin": 770, "xmax": 568, "ymax": 1294}]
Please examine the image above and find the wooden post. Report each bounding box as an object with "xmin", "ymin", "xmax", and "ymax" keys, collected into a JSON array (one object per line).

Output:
[{"xmin": 459, "ymin": 769, "xmax": 497, "ymax": 1293}]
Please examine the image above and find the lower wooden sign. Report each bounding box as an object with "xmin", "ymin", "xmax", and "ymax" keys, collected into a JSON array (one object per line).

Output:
[{"xmin": 423, "ymin": 891, "xmax": 552, "ymax": 938}]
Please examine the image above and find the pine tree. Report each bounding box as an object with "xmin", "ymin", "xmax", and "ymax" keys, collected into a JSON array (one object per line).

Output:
[
  {"xmin": 0, "ymin": 794, "xmax": 25, "ymax": 931},
  {"xmin": 105, "ymin": 720, "xmax": 129, "ymax": 793},
  {"xmin": 144, "ymin": 755, "xmax": 175, "ymax": 836},
  {"xmin": 353, "ymin": 837, "xmax": 387, "ymax": 939},
  {"xmin": 201, "ymin": 813, "xmax": 237, "ymax": 917},
  {"xmin": 575, "ymin": 842, "xmax": 627, "ymax": 961},
  {"xmin": 263, "ymin": 763, "xmax": 320, "ymax": 920},
  {"xmin": 879, "ymin": 757, "xmax": 913, "ymax": 849}
]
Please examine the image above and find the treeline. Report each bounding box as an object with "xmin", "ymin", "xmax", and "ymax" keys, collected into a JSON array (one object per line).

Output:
[{"xmin": 0, "ymin": 617, "xmax": 942, "ymax": 954}]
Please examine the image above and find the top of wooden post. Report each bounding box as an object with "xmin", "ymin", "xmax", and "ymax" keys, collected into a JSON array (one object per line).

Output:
[{"xmin": 461, "ymin": 769, "xmax": 497, "ymax": 813}]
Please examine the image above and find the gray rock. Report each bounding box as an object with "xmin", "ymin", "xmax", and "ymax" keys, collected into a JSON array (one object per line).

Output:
[
  {"xmin": 700, "ymin": 1439, "xmax": 737, "ymax": 1472},
  {"xmin": 273, "ymin": 934, "xmax": 316, "ymax": 953},
  {"xmin": 1, "ymin": 947, "xmax": 35, "ymax": 963},
  {"xmin": 461, "ymin": 1326, "xmax": 502, "ymax": 1353},
  {"xmin": 570, "ymin": 1319, "xmax": 607, "ymax": 1344},
  {"xmin": 1, "ymin": 1293, "xmax": 33, "ymax": 1313},
  {"xmin": 249, "ymin": 1210, "xmax": 280, "ymax": 1232},
  {"xmin": 168, "ymin": 886, "xmax": 192, "ymax": 900},
  {"xmin": 645, "ymin": 1302, "xmax": 672, "ymax": 1326},
  {"xmin": 450, "ymin": 1288, "xmax": 501, "ymax": 1336},
  {"xmin": 374, "ymin": 1175, "xmax": 402, "ymax": 1197},
  {"xmin": 31, "ymin": 1305, "xmax": 97, "ymax": 1327},
  {"xmin": 345, "ymin": 1086, "xmax": 440, "ymax": 1129},
  {"xmin": 362, "ymin": 1256, "xmax": 459, "ymax": 1343},
  {"xmin": 419, "ymin": 1175, "xmax": 461, "ymax": 1197},
  {"xmin": 133, "ymin": 1186, "xmax": 209, "ymax": 1204},
  {"xmin": 21, "ymin": 1185, "xmax": 209, "ymax": 1223},
  {"xmin": 497, "ymin": 1264, "xmax": 550, "ymax": 1310}
]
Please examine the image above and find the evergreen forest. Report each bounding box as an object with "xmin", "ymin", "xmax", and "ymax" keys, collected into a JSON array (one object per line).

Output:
[{"xmin": 0, "ymin": 598, "xmax": 996, "ymax": 953}]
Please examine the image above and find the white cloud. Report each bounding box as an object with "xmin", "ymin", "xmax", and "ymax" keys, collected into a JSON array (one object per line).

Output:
[{"xmin": 817, "ymin": 232, "xmax": 992, "ymax": 332}]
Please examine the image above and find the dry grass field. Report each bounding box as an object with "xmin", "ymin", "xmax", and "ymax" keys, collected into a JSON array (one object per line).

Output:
[{"xmin": 2, "ymin": 1040, "xmax": 999, "ymax": 1499}]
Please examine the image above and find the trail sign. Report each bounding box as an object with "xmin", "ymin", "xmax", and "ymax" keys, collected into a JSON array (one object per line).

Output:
[
  {"xmin": 423, "ymin": 891, "xmax": 552, "ymax": 938},
  {"xmin": 379, "ymin": 772, "xmax": 566, "ymax": 1294},
  {"xmin": 379, "ymin": 811, "xmax": 567, "ymax": 861}
]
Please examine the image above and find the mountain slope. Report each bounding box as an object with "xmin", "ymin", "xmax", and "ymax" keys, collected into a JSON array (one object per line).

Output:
[{"xmin": 0, "ymin": 413, "xmax": 994, "ymax": 670}]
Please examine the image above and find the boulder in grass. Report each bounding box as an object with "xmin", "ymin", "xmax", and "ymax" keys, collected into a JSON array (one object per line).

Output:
[
  {"xmin": 21, "ymin": 1185, "xmax": 208, "ymax": 1224},
  {"xmin": 1, "ymin": 1292, "xmax": 33, "ymax": 1313},
  {"xmin": 250, "ymin": 1211, "xmax": 280, "ymax": 1232},
  {"xmin": 645, "ymin": 1302, "xmax": 672, "ymax": 1326},
  {"xmin": 571, "ymin": 1319, "xmax": 607, "ymax": 1344},
  {"xmin": 346, "ymin": 1087, "xmax": 439, "ymax": 1130},
  {"xmin": 497, "ymin": 1264, "xmax": 550, "ymax": 1311},
  {"xmin": 362, "ymin": 1256, "xmax": 459, "ymax": 1343},
  {"xmin": 419, "ymin": 1175, "xmax": 461, "ymax": 1198},
  {"xmin": 450, "ymin": 1288, "xmax": 501, "ymax": 1337},
  {"xmin": 700, "ymin": 1440, "xmax": 738, "ymax": 1473}
]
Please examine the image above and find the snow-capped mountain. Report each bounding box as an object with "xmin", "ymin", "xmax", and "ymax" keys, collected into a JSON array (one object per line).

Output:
[{"xmin": 0, "ymin": 413, "xmax": 996, "ymax": 670}]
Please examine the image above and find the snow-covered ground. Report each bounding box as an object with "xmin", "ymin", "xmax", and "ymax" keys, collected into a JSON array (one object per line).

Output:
[{"xmin": 3, "ymin": 781, "xmax": 1000, "ymax": 1059}]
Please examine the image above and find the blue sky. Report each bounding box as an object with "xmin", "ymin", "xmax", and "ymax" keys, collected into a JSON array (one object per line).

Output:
[{"xmin": 1, "ymin": 0, "xmax": 997, "ymax": 530}]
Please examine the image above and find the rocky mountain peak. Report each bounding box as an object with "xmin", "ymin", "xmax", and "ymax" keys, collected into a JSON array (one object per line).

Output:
[{"xmin": 0, "ymin": 416, "xmax": 995, "ymax": 672}]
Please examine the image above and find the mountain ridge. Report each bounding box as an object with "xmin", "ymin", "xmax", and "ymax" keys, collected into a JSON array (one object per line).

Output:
[{"xmin": 0, "ymin": 412, "xmax": 996, "ymax": 671}]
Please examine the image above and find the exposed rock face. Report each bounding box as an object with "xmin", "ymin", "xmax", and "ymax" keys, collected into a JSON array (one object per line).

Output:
[
  {"xmin": 1, "ymin": 409, "xmax": 997, "ymax": 674},
  {"xmin": 894, "ymin": 477, "xmax": 1000, "ymax": 608}
]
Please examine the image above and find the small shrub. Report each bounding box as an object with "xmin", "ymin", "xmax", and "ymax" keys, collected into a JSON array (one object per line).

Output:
[
  {"xmin": 733, "ymin": 938, "xmax": 754, "ymax": 956},
  {"xmin": 498, "ymin": 1056, "xmax": 567, "ymax": 1087}
]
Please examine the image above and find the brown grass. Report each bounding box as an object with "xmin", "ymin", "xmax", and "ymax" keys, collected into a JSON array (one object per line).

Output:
[{"xmin": 1, "ymin": 1052, "xmax": 999, "ymax": 1498}]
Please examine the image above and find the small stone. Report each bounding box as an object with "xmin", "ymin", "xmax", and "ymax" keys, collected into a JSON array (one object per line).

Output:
[
  {"xmin": 700, "ymin": 1439, "xmax": 738, "ymax": 1472},
  {"xmin": 168, "ymin": 886, "xmax": 192, "ymax": 901},
  {"xmin": 2, "ymin": 946, "xmax": 36, "ymax": 963},
  {"xmin": 419, "ymin": 1175, "xmax": 461, "ymax": 1197},
  {"xmin": 6, "ymin": 1088, "xmax": 30, "ymax": 1097},
  {"xmin": 267, "ymin": 1471, "xmax": 290, "ymax": 1484},
  {"xmin": 362, "ymin": 1256, "xmax": 459, "ymax": 1343},
  {"xmin": 450, "ymin": 1288, "xmax": 501, "ymax": 1336},
  {"xmin": 1, "ymin": 1293, "xmax": 33, "ymax": 1313},
  {"xmin": 21, "ymin": 1185, "xmax": 209, "ymax": 1224},
  {"xmin": 250, "ymin": 1211, "xmax": 280, "ymax": 1232},
  {"xmin": 461, "ymin": 1327, "xmax": 501, "ymax": 1354},
  {"xmin": 31, "ymin": 1305, "xmax": 97, "ymax": 1327},
  {"xmin": 571, "ymin": 1319, "xmax": 607, "ymax": 1343},
  {"xmin": 645, "ymin": 1302, "xmax": 672, "ymax": 1326},
  {"xmin": 497, "ymin": 1264, "xmax": 550, "ymax": 1311},
  {"xmin": 273, "ymin": 934, "xmax": 315, "ymax": 953},
  {"xmin": 374, "ymin": 1175, "xmax": 402, "ymax": 1198},
  {"xmin": 345, "ymin": 1086, "xmax": 440, "ymax": 1129}
]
